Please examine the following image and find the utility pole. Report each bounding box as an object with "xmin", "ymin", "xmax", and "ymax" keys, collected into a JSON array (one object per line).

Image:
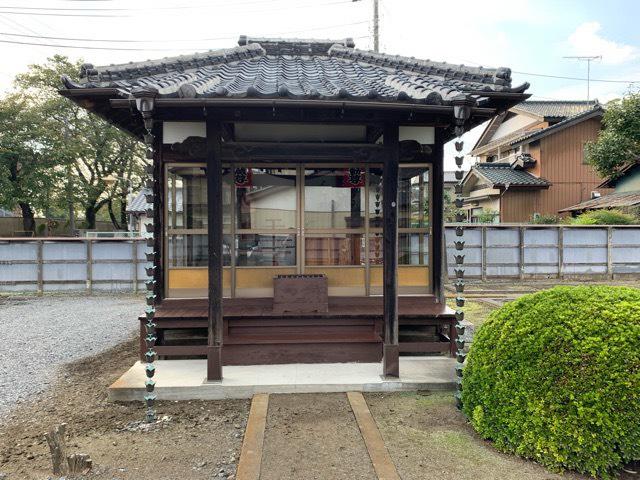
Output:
[
  {"xmin": 352, "ymin": 0, "xmax": 379, "ymax": 52},
  {"xmin": 373, "ymin": 0, "xmax": 379, "ymax": 52},
  {"xmin": 563, "ymin": 55, "xmax": 602, "ymax": 103}
]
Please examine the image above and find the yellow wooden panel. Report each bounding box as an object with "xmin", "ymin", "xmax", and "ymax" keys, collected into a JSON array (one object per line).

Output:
[
  {"xmin": 305, "ymin": 267, "xmax": 365, "ymax": 287},
  {"xmin": 369, "ymin": 266, "xmax": 429, "ymax": 287},
  {"xmin": 236, "ymin": 268, "xmax": 297, "ymax": 288},
  {"xmin": 398, "ymin": 266, "xmax": 430, "ymax": 287},
  {"xmin": 167, "ymin": 268, "xmax": 231, "ymax": 290},
  {"xmin": 370, "ymin": 266, "xmax": 383, "ymax": 287}
]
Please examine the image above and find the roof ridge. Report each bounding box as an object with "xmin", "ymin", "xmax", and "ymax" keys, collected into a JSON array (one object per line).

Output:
[
  {"xmin": 329, "ymin": 44, "xmax": 518, "ymax": 91},
  {"xmin": 475, "ymin": 162, "xmax": 512, "ymax": 167},
  {"xmin": 78, "ymin": 43, "xmax": 265, "ymax": 82}
]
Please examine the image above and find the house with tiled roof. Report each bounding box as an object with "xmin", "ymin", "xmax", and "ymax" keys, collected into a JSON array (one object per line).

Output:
[
  {"xmin": 559, "ymin": 158, "xmax": 640, "ymax": 214},
  {"xmin": 462, "ymin": 100, "xmax": 610, "ymax": 222}
]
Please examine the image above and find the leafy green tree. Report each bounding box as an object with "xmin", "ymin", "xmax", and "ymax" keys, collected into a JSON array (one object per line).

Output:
[
  {"xmin": 585, "ymin": 91, "xmax": 640, "ymax": 179},
  {"xmin": 0, "ymin": 94, "xmax": 61, "ymax": 233},
  {"xmin": 13, "ymin": 55, "xmax": 144, "ymax": 230}
]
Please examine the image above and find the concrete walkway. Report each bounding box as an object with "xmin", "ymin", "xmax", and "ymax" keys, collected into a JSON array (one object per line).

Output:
[{"xmin": 109, "ymin": 357, "xmax": 456, "ymax": 401}]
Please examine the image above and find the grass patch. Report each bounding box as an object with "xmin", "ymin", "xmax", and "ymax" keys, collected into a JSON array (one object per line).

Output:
[{"xmin": 446, "ymin": 298, "xmax": 497, "ymax": 329}]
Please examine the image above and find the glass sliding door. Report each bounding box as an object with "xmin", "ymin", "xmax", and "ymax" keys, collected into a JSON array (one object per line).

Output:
[
  {"xmin": 234, "ymin": 167, "xmax": 298, "ymax": 296},
  {"xmin": 164, "ymin": 162, "xmax": 432, "ymax": 299},
  {"xmin": 303, "ymin": 167, "xmax": 366, "ymax": 295},
  {"xmin": 370, "ymin": 165, "xmax": 432, "ymax": 295},
  {"xmin": 165, "ymin": 164, "xmax": 232, "ymax": 298}
]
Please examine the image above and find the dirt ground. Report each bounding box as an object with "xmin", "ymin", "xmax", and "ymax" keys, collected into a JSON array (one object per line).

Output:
[
  {"xmin": 1, "ymin": 281, "xmax": 637, "ymax": 479},
  {"xmin": 0, "ymin": 336, "xmax": 249, "ymax": 480},
  {"xmin": 261, "ymin": 393, "xmax": 375, "ymax": 480},
  {"xmin": 367, "ymin": 392, "xmax": 589, "ymax": 480}
]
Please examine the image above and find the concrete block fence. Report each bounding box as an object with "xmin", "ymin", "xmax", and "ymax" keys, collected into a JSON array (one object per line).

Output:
[
  {"xmin": 445, "ymin": 225, "xmax": 640, "ymax": 279},
  {"xmin": 0, "ymin": 238, "xmax": 149, "ymax": 293},
  {"xmin": 1, "ymin": 225, "xmax": 639, "ymax": 293}
]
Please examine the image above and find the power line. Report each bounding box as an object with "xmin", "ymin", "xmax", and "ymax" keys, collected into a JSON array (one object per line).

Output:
[
  {"xmin": 512, "ymin": 70, "xmax": 639, "ymax": 84},
  {"xmin": 0, "ymin": 27, "xmax": 371, "ymax": 52},
  {"xmin": 0, "ymin": 0, "xmax": 355, "ymax": 16},
  {"xmin": 0, "ymin": 10, "xmax": 125, "ymax": 17},
  {"xmin": 0, "ymin": 20, "xmax": 369, "ymax": 44}
]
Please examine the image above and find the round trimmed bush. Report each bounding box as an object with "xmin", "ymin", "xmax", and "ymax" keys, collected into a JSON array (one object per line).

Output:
[{"xmin": 462, "ymin": 286, "xmax": 640, "ymax": 478}]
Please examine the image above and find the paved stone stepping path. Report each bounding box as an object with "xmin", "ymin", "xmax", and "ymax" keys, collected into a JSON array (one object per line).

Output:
[{"xmin": 236, "ymin": 392, "xmax": 399, "ymax": 480}]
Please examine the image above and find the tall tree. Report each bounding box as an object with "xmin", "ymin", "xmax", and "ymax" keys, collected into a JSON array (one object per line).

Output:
[
  {"xmin": 14, "ymin": 55, "xmax": 145, "ymax": 230},
  {"xmin": 585, "ymin": 92, "xmax": 640, "ymax": 179},
  {"xmin": 0, "ymin": 94, "xmax": 60, "ymax": 233}
]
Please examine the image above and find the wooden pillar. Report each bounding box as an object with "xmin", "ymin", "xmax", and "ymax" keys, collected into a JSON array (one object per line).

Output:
[
  {"xmin": 382, "ymin": 124, "xmax": 399, "ymax": 378},
  {"xmin": 206, "ymin": 119, "xmax": 224, "ymax": 381},
  {"xmin": 431, "ymin": 133, "xmax": 445, "ymax": 303}
]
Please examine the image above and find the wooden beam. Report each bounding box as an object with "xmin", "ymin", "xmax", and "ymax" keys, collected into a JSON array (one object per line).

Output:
[
  {"xmin": 152, "ymin": 126, "xmax": 164, "ymax": 301},
  {"xmin": 431, "ymin": 131, "xmax": 445, "ymax": 303},
  {"xmin": 347, "ymin": 392, "xmax": 401, "ymax": 480},
  {"xmin": 382, "ymin": 124, "xmax": 399, "ymax": 378},
  {"xmin": 165, "ymin": 139, "xmax": 434, "ymax": 164},
  {"xmin": 236, "ymin": 394, "xmax": 269, "ymax": 480},
  {"xmin": 206, "ymin": 119, "xmax": 224, "ymax": 381},
  {"xmin": 222, "ymin": 142, "xmax": 387, "ymax": 163}
]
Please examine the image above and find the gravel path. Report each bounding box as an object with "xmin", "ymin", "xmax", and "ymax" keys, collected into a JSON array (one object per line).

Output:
[{"xmin": 0, "ymin": 294, "xmax": 143, "ymax": 418}]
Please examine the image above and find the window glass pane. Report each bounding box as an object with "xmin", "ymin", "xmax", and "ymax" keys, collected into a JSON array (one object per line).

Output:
[
  {"xmin": 167, "ymin": 166, "xmax": 232, "ymax": 231},
  {"xmin": 368, "ymin": 233, "xmax": 383, "ymax": 265},
  {"xmin": 367, "ymin": 233, "xmax": 429, "ymax": 265},
  {"xmin": 305, "ymin": 234, "xmax": 364, "ymax": 266},
  {"xmin": 236, "ymin": 234, "xmax": 296, "ymax": 266},
  {"xmin": 368, "ymin": 168, "xmax": 384, "ymax": 228},
  {"xmin": 304, "ymin": 168, "xmax": 365, "ymax": 229},
  {"xmin": 399, "ymin": 233, "xmax": 429, "ymax": 265},
  {"xmin": 236, "ymin": 168, "xmax": 297, "ymax": 229},
  {"xmin": 399, "ymin": 167, "xmax": 429, "ymax": 229},
  {"xmin": 168, "ymin": 234, "xmax": 232, "ymax": 267}
]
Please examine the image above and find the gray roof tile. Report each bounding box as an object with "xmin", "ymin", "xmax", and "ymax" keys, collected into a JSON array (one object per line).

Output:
[
  {"xmin": 559, "ymin": 191, "xmax": 640, "ymax": 212},
  {"xmin": 473, "ymin": 162, "xmax": 550, "ymax": 187},
  {"xmin": 512, "ymin": 100, "xmax": 597, "ymax": 119},
  {"xmin": 61, "ymin": 36, "xmax": 528, "ymax": 106}
]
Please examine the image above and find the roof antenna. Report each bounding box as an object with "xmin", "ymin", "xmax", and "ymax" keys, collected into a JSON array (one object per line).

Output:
[{"xmin": 563, "ymin": 55, "xmax": 602, "ymax": 104}]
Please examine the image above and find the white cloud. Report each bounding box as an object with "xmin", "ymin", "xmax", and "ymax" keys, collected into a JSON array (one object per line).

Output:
[{"xmin": 567, "ymin": 21, "xmax": 637, "ymax": 65}]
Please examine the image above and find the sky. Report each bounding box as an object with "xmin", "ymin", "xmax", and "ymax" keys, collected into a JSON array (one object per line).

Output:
[{"xmin": 0, "ymin": 0, "xmax": 639, "ymax": 169}]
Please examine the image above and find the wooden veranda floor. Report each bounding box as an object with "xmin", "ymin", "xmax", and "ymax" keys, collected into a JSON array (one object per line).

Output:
[
  {"xmin": 143, "ymin": 296, "xmax": 456, "ymax": 365},
  {"xmin": 154, "ymin": 296, "xmax": 454, "ymax": 319}
]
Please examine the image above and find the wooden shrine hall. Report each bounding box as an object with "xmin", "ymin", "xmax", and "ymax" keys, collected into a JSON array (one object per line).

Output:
[{"xmin": 60, "ymin": 36, "xmax": 529, "ymax": 381}]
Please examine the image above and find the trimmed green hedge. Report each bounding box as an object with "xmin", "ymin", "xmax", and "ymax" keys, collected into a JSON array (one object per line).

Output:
[{"xmin": 462, "ymin": 286, "xmax": 640, "ymax": 478}]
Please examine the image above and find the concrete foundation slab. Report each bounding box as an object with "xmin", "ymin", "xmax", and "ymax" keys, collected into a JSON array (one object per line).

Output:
[{"xmin": 109, "ymin": 357, "xmax": 456, "ymax": 401}]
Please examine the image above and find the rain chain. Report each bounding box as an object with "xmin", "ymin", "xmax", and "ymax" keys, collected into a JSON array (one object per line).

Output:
[
  {"xmin": 134, "ymin": 87, "xmax": 159, "ymax": 423},
  {"xmin": 452, "ymin": 97, "xmax": 473, "ymax": 410}
]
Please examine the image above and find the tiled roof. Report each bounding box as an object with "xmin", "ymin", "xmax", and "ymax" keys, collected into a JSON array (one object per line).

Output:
[
  {"xmin": 473, "ymin": 162, "xmax": 551, "ymax": 187},
  {"xmin": 127, "ymin": 188, "xmax": 182, "ymax": 213},
  {"xmin": 598, "ymin": 159, "xmax": 640, "ymax": 188},
  {"xmin": 559, "ymin": 191, "xmax": 640, "ymax": 212},
  {"xmin": 444, "ymin": 171, "xmax": 462, "ymax": 183},
  {"xmin": 61, "ymin": 36, "xmax": 528, "ymax": 106},
  {"xmin": 471, "ymin": 101, "xmax": 603, "ymax": 155},
  {"xmin": 510, "ymin": 105, "xmax": 603, "ymax": 146},
  {"xmin": 512, "ymin": 100, "xmax": 597, "ymax": 120},
  {"xmin": 126, "ymin": 188, "xmax": 150, "ymax": 214}
]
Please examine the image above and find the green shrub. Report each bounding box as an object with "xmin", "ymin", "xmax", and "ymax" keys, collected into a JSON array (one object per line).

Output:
[
  {"xmin": 530, "ymin": 213, "xmax": 561, "ymax": 224},
  {"xmin": 462, "ymin": 286, "xmax": 640, "ymax": 478},
  {"xmin": 571, "ymin": 209, "xmax": 637, "ymax": 225}
]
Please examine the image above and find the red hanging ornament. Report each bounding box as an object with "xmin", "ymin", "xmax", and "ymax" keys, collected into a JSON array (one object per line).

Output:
[
  {"xmin": 234, "ymin": 168, "xmax": 253, "ymax": 188},
  {"xmin": 342, "ymin": 168, "xmax": 365, "ymax": 188}
]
